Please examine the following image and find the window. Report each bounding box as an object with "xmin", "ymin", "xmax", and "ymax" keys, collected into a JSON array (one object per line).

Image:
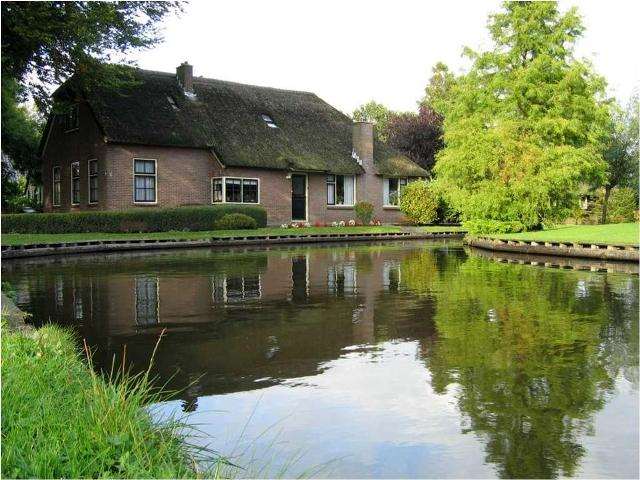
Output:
[
  {"xmin": 211, "ymin": 274, "xmax": 261, "ymax": 303},
  {"xmin": 134, "ymin": 159, "xmax": 157, "ymax": 203},
  {"xmin": 326, "ymin": 174, "xmax": 355, "ymax": 206},
  {"xmin": 383, "ymin": 177, "xmax": 408, "ymax": 206},
  {"xmin": 135, "ymin": 276, "xmax": 159, "ymax": 325},
  {"xmin": 211, "ymin": 177, "xmax": 260, "ymax": 204},
  {"xmin": 71, "ymin": 161, "xmax": 80, "ymax": 205},
  {"xmin": 65, "ymin": 104, "xmax": 79, "ymax": 131},
  {"xmin": 52, "ymin": 166, "xmax": 61, "ymax": 206},
  {"xmin": 328, "ymin": 263, "xmax": 357, "ymax": 296},
  {"xmin": 261, "ymin": 114, "xmax": 278, "ymax": 128},
  {"xmin": 88, "ymin": 159, "xmax": 98, "ymax": 204}
]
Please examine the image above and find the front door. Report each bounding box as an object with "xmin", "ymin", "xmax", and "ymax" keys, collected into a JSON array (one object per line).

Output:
[{"xmin": 291, "ymin": 174, "xmax": 307, "ymax": 221}]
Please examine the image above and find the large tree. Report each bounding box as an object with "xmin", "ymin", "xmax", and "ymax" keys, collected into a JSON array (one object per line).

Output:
[
  {"xmin": 600, "ymin": 92, "xmax": 639, "ymax": 223},
  {"xmin": 387, "ymin": 105, "xmax": 443, "ymax": 173},
  {"xmin": 433, "ymin": 2, "xmax": 610, "ymax": 233}
]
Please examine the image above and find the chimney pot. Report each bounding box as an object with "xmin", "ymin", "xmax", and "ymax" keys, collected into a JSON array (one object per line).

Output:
[{"xmin": 176, "ymin": 62, "xmax": 193, "ymax": 94}]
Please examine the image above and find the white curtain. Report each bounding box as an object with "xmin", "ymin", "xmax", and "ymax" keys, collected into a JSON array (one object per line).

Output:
[
  {"xmin": 344, "ymin": 176, "xmax": 355, "ymax": 205},
  {"xmin": 383, "ymin": 178, "xmax": 390, "ymax": 205}
]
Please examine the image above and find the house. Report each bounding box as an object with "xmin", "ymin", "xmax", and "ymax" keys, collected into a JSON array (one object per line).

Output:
[{"xmin": 40, "ymin": 62, "xmax": 427, "ymax": 225}]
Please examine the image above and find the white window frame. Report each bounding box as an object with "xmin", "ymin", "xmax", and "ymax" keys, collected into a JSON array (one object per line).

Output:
[
  {"xmin": 211, "ymin": 176, "xmax": 261, "ymax": 204},
  {"xmin": 70, "ymin": 161, "xmax": 80, "ymax": 205},
  {"xmin": 52, "ymin": 166, "xmax": 61, "ymax": 207},
  {"xmin": 383, "ymin": 177, "xmax": 409, "ymax": 208},
  {"xmin": 326, "ymin": 174, "xmax": 356, "ymax": 206},
  {"xmin": 88, "ymin": 159, "xmax": 98, "ymax": 204},
  {"xmin": 133, "ymin": 158, "xmax": 158, "ymax": 204}
]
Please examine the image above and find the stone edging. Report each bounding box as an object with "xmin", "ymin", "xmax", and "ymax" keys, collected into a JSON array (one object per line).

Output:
[
  {"xmin": 1, "ymin": 231, "xmax": 465, "ymax": 260},
  {"xmin": 467, "ymin": 236, "xmax": 639, "ymax": 263}
]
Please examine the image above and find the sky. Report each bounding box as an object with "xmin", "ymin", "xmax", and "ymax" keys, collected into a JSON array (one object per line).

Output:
[{"xmin": 129, "ymin": 0, "xmax": 639, "ymax": 115}]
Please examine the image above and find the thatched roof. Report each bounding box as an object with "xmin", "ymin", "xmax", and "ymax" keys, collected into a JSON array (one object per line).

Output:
[{"xmin": 56, "ymin": 67, "xmax": 426, "ymax": 176}]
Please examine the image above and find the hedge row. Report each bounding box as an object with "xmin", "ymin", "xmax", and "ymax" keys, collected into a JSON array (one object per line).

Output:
[{"xmin": 2, "ymin": 205, "xmax": 268, "ymax": 234}]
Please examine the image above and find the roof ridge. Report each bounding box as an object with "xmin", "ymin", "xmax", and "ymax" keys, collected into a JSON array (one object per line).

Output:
[{"xmin": 133, "ymin": 66, "xmax": 316, "ymax": 96}]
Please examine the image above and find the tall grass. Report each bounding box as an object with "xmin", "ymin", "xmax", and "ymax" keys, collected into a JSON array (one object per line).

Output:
[{"xmin": 1, "ymin": 324, "xmax": 225, "ymax": 478}]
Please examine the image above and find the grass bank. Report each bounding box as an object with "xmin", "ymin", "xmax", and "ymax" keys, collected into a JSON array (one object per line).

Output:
[
  {"xmin": 1, "ymin": 324, "xmax": 221, "ymax": 478},
  {"xmin": 485, "ymin": 223, "xmax": 639, "ymax": 245},
  {"xmin": 0, "ymin": 225, "xmax": 463, "ymax": 246}
]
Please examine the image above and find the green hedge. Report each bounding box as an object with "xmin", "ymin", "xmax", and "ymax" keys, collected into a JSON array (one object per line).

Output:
[{"xmin": 2, "ymin": 205, "xmax": 267, "ymax": 234}]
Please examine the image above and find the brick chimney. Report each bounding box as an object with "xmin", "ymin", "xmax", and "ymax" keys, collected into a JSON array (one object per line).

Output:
[
  {"xmin": 352, "ymin": 121, "xmax": 374, "ymax": 172},
  {"xmin": 176, "ymin": 61, "xmax": 193, "ymax": 94}
]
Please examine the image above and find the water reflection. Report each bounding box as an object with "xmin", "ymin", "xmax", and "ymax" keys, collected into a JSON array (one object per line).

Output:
[{"xmin": 2, "ymin": 241, "xmax": 637, "ymax": 478}]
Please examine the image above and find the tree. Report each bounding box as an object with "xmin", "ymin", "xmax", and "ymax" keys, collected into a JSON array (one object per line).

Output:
[
  {"xmin": 601, "ymin": 92, "xmax": 639, "ymax": 223},
  {"xmin": 387, "ymin": 105, "xmax": 443, "ymax": 173},
  {"xmin": 422, "ymin": 62, "xmax": 456, "ymax": 115},
  {"xmin": 1, "ymin": 1, "xmax": 182, "ymax": 110},
  {"xmin": 352, "ymin": 101, "xmax": 393, "ymax": 140},
  {"xmin": 433, "ymin": 2, "xmax": 610, "ymax": 233}
]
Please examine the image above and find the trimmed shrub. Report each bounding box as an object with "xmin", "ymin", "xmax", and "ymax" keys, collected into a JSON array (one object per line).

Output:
[
  {"xmin": 399, "ymin": 180, "xmax": 439, "ymax": 224},
  {"xmin": 354, "ymin": 202, "xmax": 374, "ymax": 225},
  {"xmin": 214, "ymin": 213, "xmax": 257, "ymax": 230},
  {"xmin": 2, "ymin": 205, "xmax": 267, "ymax": 234}
]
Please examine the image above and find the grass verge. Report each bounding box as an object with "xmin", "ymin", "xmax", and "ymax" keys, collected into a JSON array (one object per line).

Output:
[
  {"xmin": 0, "ymin": 225, "xmax": 463, "ymax": 246},
  {"xmin": 1, "ymin": 324, "xmax": 222, "ymax": 478},
  {"xmin": 484, "ymin": 223, "xmax": 639, "ymax": 245}
]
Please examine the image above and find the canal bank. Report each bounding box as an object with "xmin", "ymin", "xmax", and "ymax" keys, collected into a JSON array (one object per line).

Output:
[
  {"xmin": 1, "ymin": 315, "xmax": 225, "ymax": 478},
  {"xmin": 1, "ymin": 230, "xmax": 464, "ymax": 259},
  {"xmin": 466, "ymin": 236, "xmax": 639, "ymax": 262}
]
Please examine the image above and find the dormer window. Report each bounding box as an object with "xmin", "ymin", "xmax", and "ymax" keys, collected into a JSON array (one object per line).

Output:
[
  {"xmin": 261, "ymin": 114, "xmax": 278, "ymax": 128},
  {"xmin": 64, "ymin": 104, "xmax": 79, "ymax": 131}
]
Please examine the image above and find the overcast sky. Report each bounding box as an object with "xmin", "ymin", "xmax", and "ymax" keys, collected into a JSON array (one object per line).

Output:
[{"xmin": 129, "ymin": 0, "xmax": 639, "ymax": 115}]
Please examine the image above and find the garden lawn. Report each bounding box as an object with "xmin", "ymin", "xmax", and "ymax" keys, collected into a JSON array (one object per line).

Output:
[
  {"xmin": 1, "ymin": 324, "xmax": 221, "ymax": 478},
  {"xmin": 486, "ymin": 223, "xmax": 639, "ymax": 246},
  {"xmin": 0, "ymin": 225, "xmax": 463, "ymax": 246}
]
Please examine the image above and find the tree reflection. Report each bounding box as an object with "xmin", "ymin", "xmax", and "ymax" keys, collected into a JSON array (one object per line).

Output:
[{"xmin": 405, "ymin": 255, "xmax": 637, "ymax": 478}]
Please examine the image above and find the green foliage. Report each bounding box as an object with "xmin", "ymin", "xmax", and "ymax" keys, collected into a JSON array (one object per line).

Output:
[
  {"xmin": 1, "ymin": 324, "xmax": 221, "ymax": 478},
  {"xmin": 214, "ymin": 213, "xmax": 258, "ymax": 230},
  {"xmin": 2, "ymin": 205, "xmax": 268, "ymax": 234},
  {"xmin": 352, "ymin": 101, "xmax": 393, "ymax": 140},
  {"xmin": 1, "ymin": 1, "xmax": 182, "ymax": 110},
  {"xmin": 433, "ymin": 2, "xmax": 610, "ymax": 233},
  {"xmin": 354, "ymin": 202, "xmax": 375, "ymax": 225},
  {"xmin": 399, "ymin": 180, "xmax": 439, "ymax": 224},
  {"xmin": 596, "ymin": 188, "xmax": 638, "ymax": 223},
  {"xmin": 422, "ymin": 62, "xmax": 456, "ymax": 115}
]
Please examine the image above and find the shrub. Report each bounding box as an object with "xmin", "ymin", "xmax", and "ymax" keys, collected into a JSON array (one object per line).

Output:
[
  {"xmin": 463, "ymin": 219, "xmax": 527, "ymax": 235},
  {"xmin": 354, "ymin": 202, "xmax": 374, "ymax": 225},
  {"xmin": 214, "ymin": 213, "xmax": 257, "ymax": 230},
  {"xmin": 2, "ymin": 205, "xmax": 267, "ymax": 234},
  {"xmin": 399, "ymin": 180, "xmax": 439, "ymax": 224}
]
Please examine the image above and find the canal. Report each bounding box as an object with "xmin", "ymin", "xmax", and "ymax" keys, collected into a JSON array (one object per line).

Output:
[{"xmin": 3, "ymin": 240, "xmax": 638, "ymax": 478}]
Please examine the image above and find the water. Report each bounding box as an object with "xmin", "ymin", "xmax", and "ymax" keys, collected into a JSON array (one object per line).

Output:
[{"xmin": 3, "ymin": 240, "xmax": 638, "ymax": 478}]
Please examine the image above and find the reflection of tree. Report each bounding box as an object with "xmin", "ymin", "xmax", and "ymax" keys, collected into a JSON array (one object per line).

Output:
[{"xmin": 412, "ymin": 256, "xmax": 635, "ymax": 478}]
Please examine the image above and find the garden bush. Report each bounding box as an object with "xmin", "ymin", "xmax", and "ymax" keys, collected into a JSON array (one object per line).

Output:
[
  {"xmin": 596, "ymin": 187, "xmax": 638, "ymax": 223},
  {"xmin": 214, "ymin": 213, "xmax": 258, "ymax": 230},
  {"xmin": 399, "ymin": 180, "xmax": 439, "ymax": 224},
  {"xmin": 354, "ymin": 202, "xmax": 374, "ymax": 225},
  {"xmin": 2, "ymin": 205, "xmax": 267, "ymax": 234}
]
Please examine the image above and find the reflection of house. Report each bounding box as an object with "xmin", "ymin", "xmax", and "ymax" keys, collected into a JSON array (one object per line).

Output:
[{"xmin": 3, "ymin": 244, "xmax": 439, "ymax": 399}]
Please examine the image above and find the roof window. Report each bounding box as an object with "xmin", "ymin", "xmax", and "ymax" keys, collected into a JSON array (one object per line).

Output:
[
  {"xmin": 261, "ymin": 114, "xmax": 278, "ymax": 128},
  {"xmin": 167, "ymin": 95, "xmax": 179, "ymax": 111}
]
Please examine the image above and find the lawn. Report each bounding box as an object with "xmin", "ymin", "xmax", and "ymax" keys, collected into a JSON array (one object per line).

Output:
[
  {"xmin": 486, "ymin": 223, "xmax": 639, "ymax": 246},
  {"xmin": 1, "ymin": 225, "xmax": 463, "ymax": 246}
]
